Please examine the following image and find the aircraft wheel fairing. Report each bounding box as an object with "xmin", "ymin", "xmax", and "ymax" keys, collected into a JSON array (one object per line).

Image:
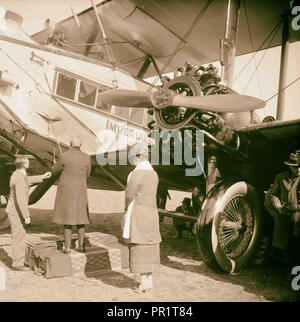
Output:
[{"xmin": 196, "ymin": 179, "xmax": 262, "ymax": 273}]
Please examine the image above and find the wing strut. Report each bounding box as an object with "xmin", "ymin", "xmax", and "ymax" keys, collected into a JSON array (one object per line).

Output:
[
  {"xmin": 208, "ymin": 0, "xmax": 241, "ymax": 193},
  {"xmin": 91, "ymin": 0, "xmax": 118, "ymax": 89},
  {"xmin": 137, "ymin": 55, "xmax": 163, "ymax": 83},
  {"xmin": 276, "ymin": 12, "xmax": 290, "ymax": 121},
  {"xmin": 101, "ymin": 166, "xmax": 126, "ymax": 190}
]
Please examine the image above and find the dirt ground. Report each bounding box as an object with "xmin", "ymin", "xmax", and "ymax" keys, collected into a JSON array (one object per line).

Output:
[{"xmin": 0, "ymin": 188, "xmax": 299, "ymax": 302}]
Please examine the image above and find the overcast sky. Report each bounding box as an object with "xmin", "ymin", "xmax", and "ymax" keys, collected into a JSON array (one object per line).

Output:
[
  {"xmin": 1, "ymin": 0, "xmax": 99, "ymax": 34},
  {"xmin": 1, "ymin": 0, "xmax": 300, "ymax": 121}
]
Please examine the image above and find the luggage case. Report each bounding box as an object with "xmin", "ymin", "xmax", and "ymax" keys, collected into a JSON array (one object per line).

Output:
[
  {"xmin": 34, "ymin": 244, "xmax": 72, "ymax": 279},
  {"xmin": 25, "ymin": 236, "xmax": 57, "ymax": 270}
]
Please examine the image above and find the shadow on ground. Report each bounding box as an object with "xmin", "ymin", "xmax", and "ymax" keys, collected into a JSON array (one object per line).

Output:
[
  {"xmin": 0, "ymin": 208, "xmax": 299, "ymax": 301},
  {"xmin": 160, "ymin": 217, "xmax": 300, "ymax": 302},
  {"xmin": 0, "ymin": 247, "xmax": 13, "ymax": 269}
]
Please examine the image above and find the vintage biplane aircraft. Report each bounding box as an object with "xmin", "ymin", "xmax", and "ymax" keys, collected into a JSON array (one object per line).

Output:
[{"xmin": 0, "ymin": 0, "xmax": 300, "ymax": 273}]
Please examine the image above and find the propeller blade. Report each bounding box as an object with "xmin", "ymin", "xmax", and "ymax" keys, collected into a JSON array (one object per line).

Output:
[
  {"xmin": 172, "ymin": 94, "xmax": 265, "ymax": 112},
  {"xmin": 151, "ymin": 89, "xmax": 265, "ymax": 113},
  {"xmin": 97, "ymin": 89, "xmax": 153, "ymax": 108},
  {"xmin": 98, "ymin": 88, "xmax": 265, "ymax": 113}
]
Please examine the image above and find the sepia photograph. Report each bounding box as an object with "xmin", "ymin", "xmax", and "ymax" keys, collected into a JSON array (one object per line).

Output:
[{"xmin": 0, "ymin": 0, "xmax": 299, "ymax": 308}]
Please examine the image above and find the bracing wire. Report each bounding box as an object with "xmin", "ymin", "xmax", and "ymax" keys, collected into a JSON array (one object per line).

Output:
[
  {"xmin": 60, "ymin": 40, "xmax": 132, "ymax": 47},
  {"xmin": 243, "ymin": 0, "xmax": 263, "ymax": 100},
  {"xmin": 265, "ymin": 76, "xmax": 300, "ymax": 103},
  {"xmin": 106, "ymin": 0, "xmax": 213, "ymax": 149},
  {"xmin": 0, "ymin": 48, "xmax": 44, "ymax": 93},
  {"xmin": 233, "ymin": 19, "xmax": 282, "ymax": 84},
  {"xmin": 242, "ymin": 20, "xmax": 282, "ymax": 93},
  {"xmin": 146, "ymin": 0, "xmax": 213, "ymax": 93}
]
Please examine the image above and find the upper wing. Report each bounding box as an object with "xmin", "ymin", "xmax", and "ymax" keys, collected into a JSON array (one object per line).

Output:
[{"xmin": 31, "ymin": 0, "xmax": 299, "ymax": 78}]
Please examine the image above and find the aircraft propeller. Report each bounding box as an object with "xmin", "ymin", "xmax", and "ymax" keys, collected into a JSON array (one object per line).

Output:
[{"xmin": 98, "ymin": 89, "xmax": 265, "ymax": 113}]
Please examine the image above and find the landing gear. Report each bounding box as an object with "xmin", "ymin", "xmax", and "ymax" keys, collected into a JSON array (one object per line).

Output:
[
  {"xmin": 146, "ymin": 64, "xmax": 263, "ymax": 273},
  {"xmin": 196, "ymin": 179, "xmax": 263, "ymax": 273}
]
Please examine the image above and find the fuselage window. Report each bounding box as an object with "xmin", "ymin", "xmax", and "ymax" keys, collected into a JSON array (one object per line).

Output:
[
  {"xmin": 56, "ymin": 73, "xmax": 76, "ymax": 100},
  {"xmin": 78, "ymin": 81, "xmax": 97, "ymax": 107},
  {"xmin": 96, "ymin": 87, "xmax": 112, "ymax": 113},
  {"xmin": 146, "ymin": 110, "xmax": 154, "ymax": 126},
  {"xmin": 114, "ymin": 105, "xmax": 130, "ymax": 119},
  {"xmin": 129, "ymin": 108, "xmax": 144, "ymax": 125}
]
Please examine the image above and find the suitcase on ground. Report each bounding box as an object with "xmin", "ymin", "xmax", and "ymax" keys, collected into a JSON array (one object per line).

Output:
[
  {"xmin": 34, "ymin": 244, "xmax": 72, "ymax": 279},
  {"xmin": 25, "ymin": 236, "xmax": 57, "ymax": 270}
]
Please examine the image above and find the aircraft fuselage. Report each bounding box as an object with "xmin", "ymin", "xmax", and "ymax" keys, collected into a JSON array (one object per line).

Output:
[{"xmin": 0, "ymin": 18, "xmax": 151, "ymax": 168}]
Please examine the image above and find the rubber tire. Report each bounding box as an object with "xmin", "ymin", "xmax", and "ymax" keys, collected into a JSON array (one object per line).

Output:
[{"xmin": 196, "ymin": 178, "xmax": 263, "ymax": 273}]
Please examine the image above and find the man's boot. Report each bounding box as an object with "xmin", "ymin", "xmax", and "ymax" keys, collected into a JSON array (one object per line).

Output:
[
  {"xmin": 77, "ymin": 225, "xmax": 85, "ymax": 253},
  {"xmin": 63, "ymin": 226, "xmax": 72, "ymax": 254}
]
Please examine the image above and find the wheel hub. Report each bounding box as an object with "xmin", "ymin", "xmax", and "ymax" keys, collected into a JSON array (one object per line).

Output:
[{"xmin": 217, "ymin": 196, "xmax": 254, "ymax": 259}]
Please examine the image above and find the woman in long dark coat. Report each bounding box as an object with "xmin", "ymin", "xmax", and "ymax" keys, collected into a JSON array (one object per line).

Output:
[
  {"xmin": 124, "ymin": 143, "xmax": 161, "ymax": 293},
  {"xmin": 52, "ymin": 138, "xmax": 91, "ymax": 253}
]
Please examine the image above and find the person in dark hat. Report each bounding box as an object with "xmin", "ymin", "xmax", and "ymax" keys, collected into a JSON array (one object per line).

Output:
[
  {"xmin": 173, "ymin": 197, "xmax": 194, "ymax": 239},
  {"xmin": 265, "ymin": 150, "xmax": 300, "ymax": 270}
]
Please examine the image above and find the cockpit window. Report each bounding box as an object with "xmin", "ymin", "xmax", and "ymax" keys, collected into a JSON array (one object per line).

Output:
[
  {"xmin": 56, "ymin": 73, "xmax": 76, "ymax": 100},
  {"xmin": 78, "ymin": 81, "xmax": 97, "ymax": 106}
]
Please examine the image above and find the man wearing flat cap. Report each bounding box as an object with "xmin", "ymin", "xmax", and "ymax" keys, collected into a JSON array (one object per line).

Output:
[{"xmin": 266, "ymin": 150, "xmax": 300, "ymax": 269}]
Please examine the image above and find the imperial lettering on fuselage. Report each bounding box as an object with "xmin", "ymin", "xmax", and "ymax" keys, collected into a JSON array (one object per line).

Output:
[{"xmin": 106, "ymin": 119, "xmax": 148, "ymax": 144}]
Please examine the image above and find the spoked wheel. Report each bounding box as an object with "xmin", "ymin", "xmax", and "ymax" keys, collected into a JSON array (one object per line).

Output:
[
  {"xmin": 196, "ymin": 179, "xmax": 263, "ymax": 273},
  {"xmin": 217, "ymin": 195, "xmax": 254, "ymax": 260}
]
